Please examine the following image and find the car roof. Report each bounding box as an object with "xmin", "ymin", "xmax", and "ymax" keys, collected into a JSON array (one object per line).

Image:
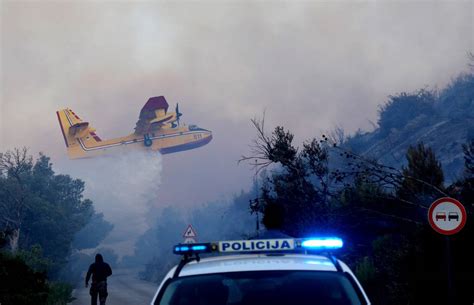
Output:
[
  {"xmin": 177, "ymin": 254, "xmax": 338, "ymax": 277},
  {"xmin": 151, "ymin": 254, "xmax": 371, "ymax": 305}
]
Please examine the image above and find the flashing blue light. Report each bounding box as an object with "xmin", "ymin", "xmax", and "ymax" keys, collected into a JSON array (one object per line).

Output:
[
  {"xmin": 175, "ymin": 246, "xmax": 190, "ymax": 252},
  {"xmin": 191, "ymin": 245, "xmax": 207, "ymax": 251},
  {"xmin": 173, "ymin": 243, "xmax": 211, "ymax": 255},
  {"xmin": 301, "ymin": 238, "xmax": 343, "ymax": 249}
]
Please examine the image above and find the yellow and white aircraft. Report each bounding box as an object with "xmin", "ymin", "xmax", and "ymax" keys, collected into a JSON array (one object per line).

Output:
[{"xmin": 57, "ymin": 96, "xmax": 212, "ymax": 159}]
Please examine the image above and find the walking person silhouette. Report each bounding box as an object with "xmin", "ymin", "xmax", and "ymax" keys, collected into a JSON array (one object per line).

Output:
[{"xmin": 85, "ymin": 254, "xmax": 113, "ymax": 305}]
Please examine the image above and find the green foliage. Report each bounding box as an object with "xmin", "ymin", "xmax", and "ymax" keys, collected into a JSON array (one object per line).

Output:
[
  {"xmin": 0, "ymin": 251, "xmax": 49, "ymax": 305},
  {"xmin": 56, "ymin": 252, "xmax": 94, "ymax": 286},
  {"xmin": 17, "ymin": 244, "xmax": 52, "ymax": 273},
  {"xmin": 46, "ymin": 282, "xmax": 75, "ymax": 305},
  {"xmin": 242, "ymin": 71, "xmax": 474, "ymax": 304},
  {"xmin": 371, "ymin": 235, "xmax": 413, "ymax": 305},
  {"xmin": 72, "ymin": 212, "xmax": 114, "ymax": 250},
  {"xmin": 354, "ymin": 256, "xmax": 376, "ymax": 286},
  {"xmin": 438, "ymin": 73, "xmax": 474, "ymax": 118},
  {"xmin": 21, "ymin": 154, "xmax": 94, "ymax": 265},
  {"xmin": 344, "ymin": 73, "xmax": 473, "ymax": 182},
  {"xmin": 268, "ymin": 126, "xmax": 298, "ymax": 166},
  {"xmin": 0, "ymin": 149, "xmax": 107, "ymax": 276},
  {"xmin": 339, "ymin": 176, "xmax": 385, "ymax": 208},
  {"xmin": 449, "ymin": 140, "xmax": 474, "ymax": 205},
  {"xmin": 397, "ymin": 142, "xmax": 445, "ymax": 203},
  {"xmin": 377, "ymin": 89, "xmax": 435, "ymax": 135},
  {"xmin": 253, "ymin": 126, "xmax": 338, "ymax": 236},
  {"xmin": 0, "ymin": 148, "xmax": 113, "ymax": 302}
]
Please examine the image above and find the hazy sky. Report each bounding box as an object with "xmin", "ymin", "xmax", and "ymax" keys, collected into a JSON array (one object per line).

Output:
[{"xmin": 1, "ymin": 1, "xmax": 473, "ymax": 244}]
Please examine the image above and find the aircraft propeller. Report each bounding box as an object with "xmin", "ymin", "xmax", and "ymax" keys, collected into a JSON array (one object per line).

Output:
[{"xmin": 175, "ymin": 103, "xmax": 183, "ymax": 126}]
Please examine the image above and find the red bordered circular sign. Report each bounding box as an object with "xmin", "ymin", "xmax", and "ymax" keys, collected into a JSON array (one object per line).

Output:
[{"xmin": 428, "ymin": 197, "xmax": 467, "ymax": 235}]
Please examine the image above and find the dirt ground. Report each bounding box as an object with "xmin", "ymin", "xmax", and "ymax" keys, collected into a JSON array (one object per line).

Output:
[{"xmin": 70, "ymin": 269, "xmax": 157, "ymax": 305}]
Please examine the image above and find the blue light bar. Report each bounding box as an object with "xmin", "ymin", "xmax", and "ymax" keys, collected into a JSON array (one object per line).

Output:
[
  {"xmin": 173, "ymin": 238, "xmax": 344, "ymax": 256},
  {"xmin": 191, "ymin": 245, "xmax": 207, "ymax": 251},
  {"xmin": 174, "ymin": 245, "xmax": 189, "ymax": 252},
  {"xmin": 173, "ymin": 243, "xmax": 213, "ymax": 255},
  {"xmin": 301, "ymin": 238, "xmax": 343, "ymax": 249}
]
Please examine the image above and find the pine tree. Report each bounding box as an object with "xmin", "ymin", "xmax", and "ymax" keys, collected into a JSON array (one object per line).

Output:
[{"xmin": 397, "ymin": 142, "xmax": 444, "ymax": 203}]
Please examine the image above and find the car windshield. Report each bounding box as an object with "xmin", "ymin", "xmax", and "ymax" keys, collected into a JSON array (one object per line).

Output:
[{"xmin": 155, "ymin": 270, "xmax": 365, "ymax": 305}]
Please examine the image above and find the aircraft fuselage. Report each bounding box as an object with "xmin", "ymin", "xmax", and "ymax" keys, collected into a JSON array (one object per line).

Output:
[{"xmin": 57, "ymin": 108, "xmax": 212, "ymax": 159}]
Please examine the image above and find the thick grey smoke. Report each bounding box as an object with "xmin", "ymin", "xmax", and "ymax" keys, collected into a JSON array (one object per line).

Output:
[
  {"xmin": 1, "ymin": 1, "xmax": 473, "ymax": 220},
  {"xmin": 57, "ymin": 150, "xmax": 163, "ymax": 256}
]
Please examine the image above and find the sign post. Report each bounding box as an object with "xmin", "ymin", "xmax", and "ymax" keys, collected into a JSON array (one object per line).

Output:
[
  {"xmin": 428, "ymin": 197, "xmax": 467, "ymax": 305},
  {"xmin": 182, "ymin": 224, "xmax": 198, "ymax": 244}
]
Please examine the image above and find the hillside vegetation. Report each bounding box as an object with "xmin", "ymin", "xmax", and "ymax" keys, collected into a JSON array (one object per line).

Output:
[
  {"xmin": 346, "ymin": 73, "xmax": 474, "ymax": 181},
  {"xmin": 237, "ymin": 70, "xmax": 474, "ymax": 305}
]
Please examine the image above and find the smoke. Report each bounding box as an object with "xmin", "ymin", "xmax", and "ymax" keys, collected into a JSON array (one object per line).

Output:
[
  {"xmin": 57, "ymin": 149, "xmax": 163, "ymax": 257},
  {"xmin": 1, "ymin": 1, "xmax": 473, "ymax": 249},
  {"xmin": 129, "ymin": 192, "xmax": 256, "ymax": 280}
]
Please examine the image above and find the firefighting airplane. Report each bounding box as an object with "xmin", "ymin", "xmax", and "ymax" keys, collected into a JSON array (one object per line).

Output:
[{"xmin": 56, "ymin": 96, "xmax": 212, "ymax": 159}]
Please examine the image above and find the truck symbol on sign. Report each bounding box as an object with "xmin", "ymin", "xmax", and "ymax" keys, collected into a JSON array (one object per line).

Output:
[{"xmin": 435, "ymin": 212, "xmax": 459, "ymax": 221}]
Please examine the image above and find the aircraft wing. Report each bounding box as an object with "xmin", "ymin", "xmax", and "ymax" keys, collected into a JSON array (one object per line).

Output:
[
  {"xmin": 58, "ymin": 108, "xmax": 99, "ymax": 140},
  {"xmin": 134, "ymin": 96, "xmax": 172, "ymax": 134},
  {"xmin": 65, "ymin": 108, "xmax": 84, "ymax": 126}
]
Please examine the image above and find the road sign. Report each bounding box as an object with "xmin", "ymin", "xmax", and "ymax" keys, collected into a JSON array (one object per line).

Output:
[
  {"xmin": 428, "ymin": 197, "xmax": 467, "ymax": 235},
  {"xmin": 183, "ymin": 224, "xmax": 197, "ymax": 238},
  {"xmin": 183, "ymin": 237, "xmax": 197, "ymax": 244}
]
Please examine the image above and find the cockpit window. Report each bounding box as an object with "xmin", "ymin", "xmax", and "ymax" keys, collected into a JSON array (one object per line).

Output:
[{"xmin": 189, "ymin": 125, "xmax": 210, "ymax": 132}]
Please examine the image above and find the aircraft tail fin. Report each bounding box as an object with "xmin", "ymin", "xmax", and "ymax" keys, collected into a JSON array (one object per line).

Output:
[{"xmin": 56, "ymin": 109, "xmax": 102, "ymax": 158}]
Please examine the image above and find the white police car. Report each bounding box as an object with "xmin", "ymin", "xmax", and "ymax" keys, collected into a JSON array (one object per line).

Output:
[{"xmin": 150, "ymin": 237, "xmax": 371, "ymax": 305}]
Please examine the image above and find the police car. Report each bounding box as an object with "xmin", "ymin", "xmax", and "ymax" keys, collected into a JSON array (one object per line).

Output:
[{"xmin": 150, "ymin": 237, "xmax": 371, "ymax": 305}]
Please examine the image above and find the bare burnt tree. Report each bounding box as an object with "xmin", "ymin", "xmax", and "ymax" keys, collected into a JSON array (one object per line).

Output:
[
  {"xmin": 0, "ymin": 147, "xmax": 33, "ymax": 252},
  {"xmin": 241, "ymin": 115, "xmax": 452, "ymax": 224},
  {"xmin": 334, "ymin": 146, "xmax": 447, "ymax": 194},
  {"xmin": 240, "ymin": 115, "xmax": 297, "ymax": 173},
  {"xmin": 240, "ymin": 116, "xmax": 339, "ymax": 209}
]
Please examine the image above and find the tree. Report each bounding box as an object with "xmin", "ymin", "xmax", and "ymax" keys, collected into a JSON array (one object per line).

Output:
[
  {"xmin": 0, "ymin": 251, "xmax": 49, "ymax": 305},
  {"xmin": 0, "ymin": 148, "xmax": 102, "ymax": 273},
  {"xmin": 20, "ymin": 154, "xmax": 93, "ymax": 267},
  {"xmin": 0, "ymin": 148, "xmax": 33, "ymax": 251},
  {"xmin": 377, "ymin": 90, "xmax": 435, "ymax": 136},
  {"xmin": 72, "ymin": 212, "xmax": 113, "ymax": 250},
  {"xmin": 241, "ymin": 117, "xmax": 342, "ymax": 236},
  {"xmin": 397, "ymin": 142, "xmax": 445, "ymax": 204},
  {"xmin": 449, "ymin": 140, "xmax": 474, "ymax": 207}
]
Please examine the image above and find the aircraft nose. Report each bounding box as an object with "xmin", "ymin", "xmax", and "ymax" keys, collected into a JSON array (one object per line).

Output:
[{"xmin": 202, "ymin": 130, "xmax": 212, "ymax": 144}]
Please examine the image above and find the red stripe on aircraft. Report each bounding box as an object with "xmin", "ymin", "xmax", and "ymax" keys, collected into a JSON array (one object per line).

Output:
[
  {"xmin": 70, "ymin": 110, "xmax": 81, "ymax": 120},
  {"xmin": 90, "ymin": 132, "xmax": 102, "ymax": 142}
]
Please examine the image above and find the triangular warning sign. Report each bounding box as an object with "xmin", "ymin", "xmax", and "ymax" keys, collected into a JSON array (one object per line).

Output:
[
  {"xmin": 183, "ymin": 225, "xmax": 197, "ymax": 238},
  {"xmin": 183, "ymin": 237, "xmax": 196, "ymax": 244}
]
